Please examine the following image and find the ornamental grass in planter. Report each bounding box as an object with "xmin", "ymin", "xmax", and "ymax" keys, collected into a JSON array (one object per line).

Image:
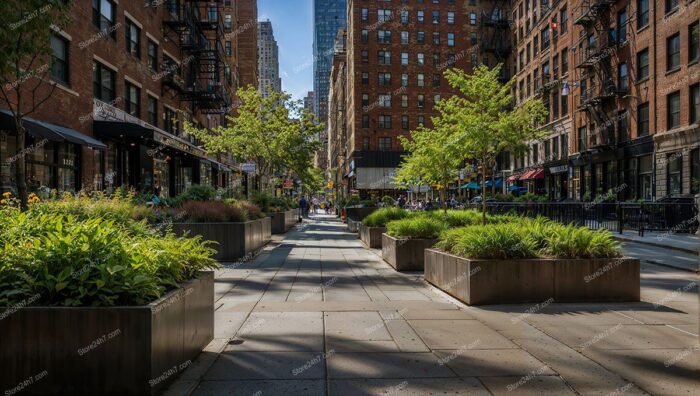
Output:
[
  {"xmin": 360, "ymin": 207, "xmax": 409, "ymax": 248},
  {"xmin": 426, "ymin": 219, "xmax": 639, "ymax": 305},
  {"xmin": 382, "ymin": 215, "xmax": 446, "ymax": 271},
  {"xmin": 173, "ymin": 200, "xmax": 271, "ymax": 262},
  {"xmin": 0, "ymin": 200, "xmax": 218, "ymax": 396}
]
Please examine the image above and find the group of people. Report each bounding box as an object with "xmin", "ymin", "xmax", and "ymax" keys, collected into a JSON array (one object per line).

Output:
[
  {"xmin": 395, "ymin": 195, "xmax": 462, "ymax": 211},
  {"xmin": 298, "ymin": 196, "xmax": 334, "ymax": 218}
]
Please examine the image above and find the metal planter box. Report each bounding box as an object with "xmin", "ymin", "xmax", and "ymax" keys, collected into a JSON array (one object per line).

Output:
[
  {"xmin": 382, "ymin": 233, "xmax": 438, "ymax": 271},
  {"xmin": 0, "ymin": 271, "xmax": 215, "ymax": 396},
  {"xmin": 269, "ymin": 209, "xmax": 299, "ymax": 234},
  {"xmin": 359, "ymin": 223, "xmax": 386, "ymax": 248},
  {"xmin": 424, "ymin": 249, "xmax": 640, "ymax": 305},
  {"xmin": 172, "ymin": 217, "xmax": 271, "ymax": 261}
]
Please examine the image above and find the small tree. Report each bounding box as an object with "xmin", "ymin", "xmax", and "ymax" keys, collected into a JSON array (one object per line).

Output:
[
  {"xmin": 185, "ymin": 86, "xmax": 322, "ymax": 194},
  {"xmin": 0, "ymin": 0, "xmax": 70, "ymax": 210},
  {"xmin": 396, "ymin": 123, "xmax": 462, "ymax": 214},
  {"xmin": 441, "ymin": 65, "xmax": 548, "ymax": 223}
]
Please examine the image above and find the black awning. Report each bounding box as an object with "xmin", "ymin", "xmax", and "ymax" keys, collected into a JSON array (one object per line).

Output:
[
  {"xmin": 93, "ymin": 120, "xmax": 154, "ymax": 140},
  {"xmin": 1, "ymin": 109, "xmax": 107, "ymax": 149}
]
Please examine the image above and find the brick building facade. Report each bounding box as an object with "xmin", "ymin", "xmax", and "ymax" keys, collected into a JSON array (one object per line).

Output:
[{"xmin": 1, "ymin": 0, "xmax": 258, "ymax": 198}]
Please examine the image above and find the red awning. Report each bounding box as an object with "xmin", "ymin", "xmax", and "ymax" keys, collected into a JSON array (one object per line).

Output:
[
  {"xmin": 531, "ymin": 169, "xmax": 545, "ymax": 179},
  {"xmin": 519, "ymin": 170, "xmax": 535, "ymax": 180},
  {"xmin": 506, "ymin": 174, "xmax": 519, "ymax": 182}
]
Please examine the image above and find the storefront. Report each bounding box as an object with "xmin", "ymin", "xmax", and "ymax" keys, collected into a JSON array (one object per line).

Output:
[
  {"xmin": 654, "ymin": 124, "xmax": 700, "ymax": 199},
  {"xmin": 1, "ymin": 109, "xmax": 107, "ymax": 194},
  {"xmin": 92, "ymin": 100, "xmax": 221, "ymax": 198},
  {"xmin": 519, "ymin": 168, "xmax": 545, "ymax": 194},
  {"xmin": 544, "ymin": 163, "xmax": 569, "ymax": 200}
]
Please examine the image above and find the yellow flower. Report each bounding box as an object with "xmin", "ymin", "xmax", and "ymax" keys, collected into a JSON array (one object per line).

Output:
[
  {"xmin": 2, "ymin": 192, "xmax": 10, "ymax": 198},
  {"xmin": 0, "ymin": 199, "xmax": 6, "ymax": 205}
]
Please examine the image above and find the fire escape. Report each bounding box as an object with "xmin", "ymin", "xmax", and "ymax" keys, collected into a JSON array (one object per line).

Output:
[
  {"xmin": 480, "ymin": 1, "xmax": 511, "ymax": 82},
  {"xmin": 162, "ymin": 0, "xmax": 229, "ymax": 114},
  {"xmin": 573, "ymin": 0, "xmax": 629, "ymax": 150}
]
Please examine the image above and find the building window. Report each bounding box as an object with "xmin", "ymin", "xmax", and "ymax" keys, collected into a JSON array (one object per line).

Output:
[
  {"xmin": 667, "ymin": 91, "xmax": 681, "ymax": 130},
  {"xmin": 417, "ymin": 31, "xmax": 425, "ymax": 44},
  {"xmin": 691, "ymin": 149, "xmax": 700, "ymax": 193},
  {"xmin": 470, "ymin": 12, "xmax": 477, "ymax": 25},
  {"xmin": 447, "ymin": 32, "xmax": 455, "ymax": 46},
  {"xmin": 379, "ymin": 94, "xmax": 391, "ymax": 108},
  {"xmin": 417, "ymin": 74, "xmax": 425, "ymax": 87},
  {"xmin": 93, "ymin": 0, "xmax": 116, "ymax": 36},
  {"xmin": 401, "ymin": 52, "xmax": 409, "ymax": 65},
  {"xmin": 362, "ymin": 72, "xmax": 369, "ymax": 85},
  {"xmin": 638, "ymin": 102, "xmax": 649, "ymax": 136},
  {"xmin": 432, "ymin": 53, "xmax": 440, "ymax": 66},
  {"xmin": 637, "ymin": 49, "xmax": 649, "ymax": 80},
  {"xmin": 361, "ymin": 50, "xmax": 368, "ymax": 63},
  {"xmin": 667, "ymin": 33, "xmax": 680, "ymax": 71},
  {"xmin": 470, "ymin": 32, "xmax": 477, "ymax": 45},
  {"xmin": 402, "ymin": 115, "xmax": 409, "ymax": 129},
  {"xmin": 378, "ymin": 72, "xmax": 391, "ymax": 86},
  {"xmin": 691, "ymin": 84, "xmax": 700, "ymax": 124},
  {"xmin": 418, "ymin": 115, "xmax": 425, "ymax": 126},
  {"xmin": 164, "ymin": 107, "xmax": 178, "ymax": 135},
  {"xmin": 666, "ymin": 0, "xmax": 679, "ymax": 13},
  {"xmin": 447, "ymin": 11, "xmax": 455, "ymax": 24},
  {"xmin": 50, "ymin": 34, "xmax": 69, "ymax": 85},
  {"xmin": 417, "ymin": 53, "xmax": 425, "ymax": 65},
  {"xmin": 361, "ymin": 29, "xmax": 368, "ymax": 43},
  {"xmin": 417, "ymin": 94, "xmax": 425, "ymax": 107},
  {"xmin": 378, "ymin": 30, "xmax": 391, "ymax": 44},
  {"xmin": 379, "ymin": 51, "xmax": 391, "ymax": 65},
  {"xmin": 561, "ymin": 49, "xmax": 568, "ymax": 74},
  {"xmin": 401, "ymin": 10, "xmax": 409, "ymax": 23},
  {"xmin": 125, "ymin": 81, "xmax": 140, "ymax": 118},
  {"xmin": 92, "ymin": 62, "xmax": 115, "ymax": 102},
  {"xmin": 637, "ymin": 0, "xmax": 649, "ymax": 28},
  {"xmin": 362, "ymin": 115, "xmax": 369, "ymax": 128},
  {"xmin": 401, "ymin": 74, "xmax": 408, "ymax": 87},
  {"xmin": 361, "ymin": 8, "xmax": 368, "ymax": 21},
  {"xmin": 378, "ymin": 9, "xmax": 392, "ymax": 22},
  {"xmin": 379, "ymin": 137, "xmax": 392, "ymax": 151},
  {"xmin": 148, "ymin": 40, "xmax": 158, "ymax": 71},
  {"xmin": 148, "ymin": 96, "xmax": 158, "ymax": 126},
  {"xmin": 378, "ymin": 115, "xmax": 391, "ymax": 129},
  {"xmin": 667, "ymin": 154, "xmax": 682, "ymax": 194},
  {"xmin": 417, "ymin": 10, "xmax": 425, "ymax": 23},
  {"xmin": 434, "ymin": 94, "xmax": 441, "ymax": 104},
  {"xmin": 432, "ymin": 74, "xmax": 441, "ymax": 87},
  {"xmin": 560, "ymin": 8, "xmax": 567, "ymax": 34},
  {"xmin": 432, "ymin": 10, "xmax": 440, "ymax": 24},
  {"xmin": 224, "ymin": 14, "xmax": 232, "ymax": 31},
  {"xmin": 541, "ymin": 28, "xmax": 550, "ymax": 50},
  {"xmin": 617, "ymin": 63, "xmax": 628, "ymax": 92},
  {"xmin": 401, "ymin": 31, "xmax": 409, "ymax": 44},
  {"xmin": 578, "ymin": 126, "xmax": 587, "ymax": 151},
  {"xmin": 690, "ymin": 22, "xmax": 699, "ymax": 63},
  {"xmin": 432, "ymin": 32, "xmax": 440, "ymax": 45},
  {"xmin": 362, "ymin": 137, "xmax": 370, "ymax": 149},
  {"xmin": 126, "ymin": 19, "xmax": 141, "ymax": 59},
  {"xmin": 361, "ymin": 94, "xmax": 369, "ymax": 106}
]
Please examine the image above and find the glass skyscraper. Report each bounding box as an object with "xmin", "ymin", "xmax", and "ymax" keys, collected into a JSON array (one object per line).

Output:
[{"xmin": 313, "ymin": 0, "xmax": 347, "ymax": 125}]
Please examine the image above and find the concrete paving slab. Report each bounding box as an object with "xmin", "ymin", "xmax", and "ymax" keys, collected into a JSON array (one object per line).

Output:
[
  {"xmin": 214, "ymin": 312, "xmax": 249, "ymax": 338},
  {"xmin": 324, "ymin": 311, "xmax": 393, "ymax": 341},
  {"xmin": 408, "ymin": 319, "xmax": 518, "ymax": 350},
  {"xmin": 251, "ymin": 300, "xmax": 458, "ymax": 312},
  {"xmin": 204, "ymin": 351, "xmax": 327, "ymax": 380},
  {"xmin": 479, "ymin": 375, "xmax": 577, "ymax": 395},
  {"xmin": 326, "ymin": 352, "xmax": 456, "ymax": 379},
  {"xmin": 400, "ymin": 308, "xmax": 475, "ymax": 320},
  {"xmin": 434, "ymin": 349, "xmax": 555, "ymax": 377},
  {"xmin": 325, "ymin": 339, "xmax": 400, "ymax": 353},
  {"xmin": 385, "ymin": 319, "xmax": 430, "ymax": 352},
  {"xmin": 328, "ymin": 378, "xmax": 491, "ymax": 395},
  {"xmin": 192, "ymin": 379, "xmax": 325, "ymax": 396},
  {"xmin": 539, "ymin": 323, "xmax": 697, "ymax": 350},
  {"xmin": 382, "ymin": 290, "xmax": 432, "ymax": 301}
]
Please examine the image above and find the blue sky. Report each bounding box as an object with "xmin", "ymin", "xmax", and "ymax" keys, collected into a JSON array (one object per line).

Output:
[{"xmin": 258, "ymin": 0, "xmax": 314, "ymax": 102}]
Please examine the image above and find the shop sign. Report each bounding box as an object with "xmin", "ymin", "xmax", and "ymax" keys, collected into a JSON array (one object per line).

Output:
[
  {"xmin": 283, "ymin": 179, "xmax": 294, "ymax": 188},
  {"xmin": 549, "ymin": 165, "xmax": 568, "ymax": 174},
  {"xmin": 241, "ymin": 163, "xmax": 256, "ymax": 173}
]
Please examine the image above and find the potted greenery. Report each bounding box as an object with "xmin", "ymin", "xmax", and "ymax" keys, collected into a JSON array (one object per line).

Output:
[
  {"xmin": 253, "ymin": 193, "xmax": 299, "ymax": 234},
  {"xmin": 345, "ymin": 196, "xmax": 378, "ymax": 223},
  {"xmin": 359, "ymin": 207, "xmax": 409, "ymax": 248},
  {"xmin": 425, "ymin": 218, "xmax": 640, "ymax": 305},
  {"xmin": 0, "ymin": 197, "xmax": 217, "ymax": 396},
  {"xmin": 171, "ymin": 200, "xmax": 271, "ymax": 261},
  {"xmin": 382, "ymin": 215, "xmax": 447, "ymax": 271}
]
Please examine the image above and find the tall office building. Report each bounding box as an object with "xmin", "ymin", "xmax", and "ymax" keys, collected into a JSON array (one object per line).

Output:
[
  {"xmin": 304, "ymin": 91, "xmax": 315, "ymax": 114},
  {"xmin": 313, "ymin": 0, "xmax": 347, "ymax": 124},
  {"xmin": 257, "ymin": 20, "xmax": 281, "ymax": 97}
]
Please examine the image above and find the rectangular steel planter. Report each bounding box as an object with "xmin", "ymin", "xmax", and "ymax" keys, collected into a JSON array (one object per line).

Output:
[
  {"xmin": 172, "ymin": 217, "xmax": 271, "ymax": 261},
  {"xmin": 347, "ymin": 218, "xmax": 361, "ymax": 233},
  {"xmin": 0, "ymin": 271, "xmax": 215, "ymax": 396},
  {"xmin": 359, "ymin": 223, "xmax": 386, "ymax": 248},
  {"xmin": 382, "ymin": 233, "xmax": 438, "ymax": 271},
  {"xmin": 424, "ymin": 249, "xmax": 640, "ymax": 305},
  {"xmin": 345, "ymin": 207, "xmax": 378, "ymax": 222},
  {"xmin": 269, "ymin": 209, "xmax": 299, "ymax": 234}
]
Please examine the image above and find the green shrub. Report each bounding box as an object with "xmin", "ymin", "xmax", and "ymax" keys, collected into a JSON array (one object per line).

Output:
[
  {"xmin": 381, "ymin": 195, "xmax": 395, "ymax": 207},
  {"xmin": 232, "ymin": 200, "xmax": 264, "ymax": 220},
  {"xmin": 359, "ymin": 199, "xmax": 376, "ymax": 207},
  {"xmin": 440, "ymin": 209, "xmax": 483, "ymax": 227},
  {"xmin": 164, "ymin": 185, "xmax": 217, "ymax": 207},
  {"xmin": 362, "ymin": 207, "xmax": 409, "ymax": 227},
  {"xmin": 542, "ymin": 225, "xmax": 621, "ymax": 258},
  {"xmin": 345, "ymin": 196, "xmax": 360, "ymax": 207},
  {"xmin": 514, "ymin": 192, "xmax": 548, "ymax": 203},
  {"xmin": 447, "ymin": 224, "xmax": 538, "ymax": 259},
  {"xmin": 386, "ymin": 216, "xmax": 447, "ymax": 239},
  {"xmin": 0, "ymin": 208, "xmax": 217, "ymax": 307},
  {"xmin": 175, "ymin": 201, "xmax": 247, "ymax": 223}
]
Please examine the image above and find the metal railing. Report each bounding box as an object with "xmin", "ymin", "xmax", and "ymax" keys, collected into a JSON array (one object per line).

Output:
[{"xmin": 464, "ymin": 202, "xmax": 698, "ymax": 235}]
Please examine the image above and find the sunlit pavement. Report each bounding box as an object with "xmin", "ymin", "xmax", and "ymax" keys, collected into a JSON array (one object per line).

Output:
[{"xmin": 165, "ymin": 214, "xmax": 699, "ymax": 396}]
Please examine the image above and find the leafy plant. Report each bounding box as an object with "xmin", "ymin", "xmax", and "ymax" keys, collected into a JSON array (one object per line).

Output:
[
  {"xmin": 386, "ymin": 216, "xmax": 447, "ymax": 239},
  {"xmin": 175, "ymin": 201, "xmax": 247, "ymax": 223},
  {"xmin": 362, "ymin": 207, "xmax": 410, "ymax": 227},
  {"xmin": 164, "ymin": 185, "xmax": 217, "ymax": 207},
  {"xmin": 447, "ymin": 224, "xmax": 538, "ymax": 260},
  {"xmin": 542, "ymin": 225, "xmax": 621, "ymax": 259},
  {"xmin": 381, "ymin": 195, "xmax": 396, "ymax": 207},
  {"xmin": 231, "ymin": 200, "xmax": 264, "ymax": 220}
]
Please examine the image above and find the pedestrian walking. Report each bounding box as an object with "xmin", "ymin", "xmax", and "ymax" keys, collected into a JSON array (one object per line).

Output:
[{"xmin": 299, "ymin": 196, "xmax": 308, "ymax": 218}]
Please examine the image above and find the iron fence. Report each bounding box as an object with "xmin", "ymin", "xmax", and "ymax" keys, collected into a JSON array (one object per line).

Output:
[{"xmin": 464, "ymin": 202, "xmax": 698, "ymax": 236}]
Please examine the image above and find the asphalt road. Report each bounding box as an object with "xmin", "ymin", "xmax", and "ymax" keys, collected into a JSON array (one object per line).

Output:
[{"xmin": 622, "ymin": 242, "xmax": 698, "ymax": 272}]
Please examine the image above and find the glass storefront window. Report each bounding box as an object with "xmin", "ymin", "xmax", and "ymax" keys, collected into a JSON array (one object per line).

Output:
[
  {"xmin": 0, "ymin": 131, "xmax": 17, "ymax": 192},
  {"xmin": 154, "ymin": 156, "xmax": 170, "ymax": 198},
  {"xmin": 691, "ymin": 149, "xmax": 700, "ymax": 194},
  {"xmin": 571, "ymin": 167, "xmax": 580, "ymax": 200},
  {"xmin": 200, "ymin": 161, "xmax": 212, "ymax": 187},
  {"xmin": 667, "ymin": 154, "xmax": 682, "ymax": 195},
  {"xmin": 26, "ymin": 162, "xmax": 54, "ymax": 193},
  {"xmin": 638, "ymin": 155, "xmax": 653, "ymax": 200}
]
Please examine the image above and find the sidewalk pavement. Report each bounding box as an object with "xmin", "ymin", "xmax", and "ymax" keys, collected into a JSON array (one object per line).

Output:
[
  {"xmin": 614, "ymin": 230, "xmax": 698, "ymax": 255},
  {"xmin": 165, "ymin": 214, "xmax": 699, "ymax": 396}
]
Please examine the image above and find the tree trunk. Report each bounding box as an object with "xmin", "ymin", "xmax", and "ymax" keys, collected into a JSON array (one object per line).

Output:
[
  {"xmin": 14, "ymin": 122, "xmax": 28, "ymax": 211},
  {"xmin": 440, "ymin": 186, "xmax": 447, "ymax": 215},
  {"xmin": 481, "ymin": 162, "xmax": 487, "ymax": 225}
]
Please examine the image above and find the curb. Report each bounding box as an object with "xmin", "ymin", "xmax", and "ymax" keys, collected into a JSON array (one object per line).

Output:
[
  {"xmin": 613, "ymin": 236, "xmax": 698, "ymax": 256},
  {"xmin": 640, "ymin": 259, "xmax": 699, "ymax": 273}
]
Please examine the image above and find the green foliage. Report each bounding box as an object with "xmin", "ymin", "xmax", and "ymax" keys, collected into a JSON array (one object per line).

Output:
[
  {"xmin": 386, "ymin": 216, "xmax": 447, "ymax": 239},
  {"xmin": 514, "ymin": 192, "xmax": 549, "ymax": 203},
  {"xmin": 345, "ymin": 196, "xmax": 360, "ymax": 207},
  {"xmin": 230, "ymin": 200, "xmax": 264, "ymax": 220},
  {"xmin": 175, "ymin": 201, "xmax": 247, "ymax": 223},
  {"xmin": 435, "ymin": 218, "xmax": 621, "ymax": 260},
  {"xmin": 381, "ymin": 195, "xmax": 396, "ymax": 207},
  {"xmin": 362, "ymin": 207, "xmax": 410, "ymax": 227},
  {"xmin": 0, "ymin": 206, "xmax": 217, "ymax": 307},
  {"xmin": 163, "ymin": 185, "xmax": 217, "ymax": 207},
  {"xmin": 359, "ymin": 199, "xmax": 376, "ymax": 207}
]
